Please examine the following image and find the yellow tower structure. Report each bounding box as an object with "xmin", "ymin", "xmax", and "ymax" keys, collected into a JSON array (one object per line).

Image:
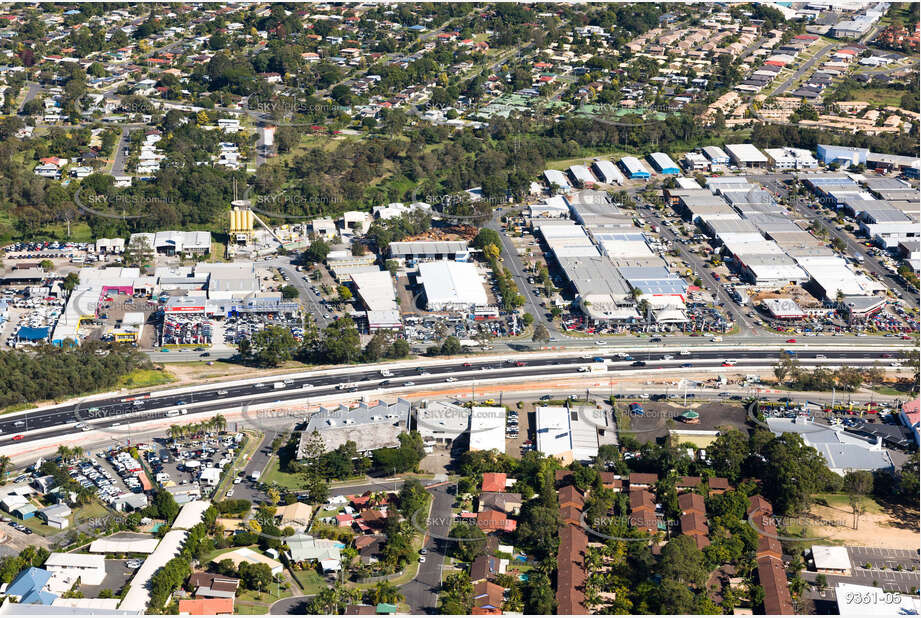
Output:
[{"xmin": 229, "ymin": 200, "xmax": 254, "ymax": 244}]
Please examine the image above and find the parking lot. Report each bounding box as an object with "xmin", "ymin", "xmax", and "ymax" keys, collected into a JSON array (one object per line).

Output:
[{"xmin": 615, "ymin": 400, "xmax": 749, "ymax": 441}]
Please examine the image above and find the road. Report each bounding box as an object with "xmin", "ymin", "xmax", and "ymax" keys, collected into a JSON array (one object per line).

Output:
[
  {"xmin": 271, "ymin": 258, "xmax": 331, "ymax": 330},
  {"xmin": 770, "ymin": 43, "xmax": 835, "ymax": 97},
  {"xmin": 18, "ymin": 81, "xmax": 41, "ymax": 113},
  {"xmin": 0, "ymin": 345, "xmax": 906, "ymax": 449},
  {"xmin": 484, "ymin": 212, "xmax": 555, "ymax": 335},
  {"xmin": 639, "ymin": 203, "xmax": 759, "ymax": 336},
  {"xmin": 401, "ymin": 484, "xmax": 454, "ymax": 614},
  {"xmin": 109, "ymin": 126, "xmax": 133, "ymax": 176}
]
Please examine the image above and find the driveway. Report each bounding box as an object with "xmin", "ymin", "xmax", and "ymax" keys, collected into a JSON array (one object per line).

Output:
[{"xmin": 401, "ymin": 484, "xmax": 454, "ymax": 614}]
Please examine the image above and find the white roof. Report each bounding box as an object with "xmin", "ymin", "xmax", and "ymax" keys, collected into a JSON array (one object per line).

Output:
[
  {"xmin": 469, "ymin": 407, "xmax": 506, "ymax": 453},
  {"xmin": 535, "ymin": 407, "xmax": 572, "ymax": 457},
  {"xmin": 120, "ymin": 530, "xmax": 188, "ymax": 612},
  {"xmin": 591, "ymin": 159, "xmax": 625, "ymax": 184},
  {"xmin": 418, "ymin": 261, "xmax": 488, "ymax": 308},
  {"xmin": 725, "ymin": 143, "xmax": 768, "ymax": 163},
  {"xmin": 811, "ymin": 545, "xmax": 851, "ymax": 570},
  {"xmin": 350, "ymin": 270, "xmax": 398, "ymax": 312},
  {"xmin": 89, "ymin": 536, "xmax": 159, "ymax": 555},
  {"xmin": 568, "ymin": 165, "xmax": 596, "ymax": 184},
  {"xmin": 45, "ymin": 553, "xmax": 105, "ymax": 570}
]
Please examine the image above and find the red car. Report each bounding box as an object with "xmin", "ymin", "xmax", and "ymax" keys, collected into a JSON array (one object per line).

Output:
[
  {"xmin": 786, "ymin": 338, "xmax": 797, "ymax": 343},
  {"xmin": 12, "ymin": 435, "xmax": 23, "ymax": 441},
  {"xmin": 515, "ymin": 361, "xmax": 525, "ymax": 367},
  {"xmin": 462, "ymin": 362, "xmax": 472, "ymax": 367}
]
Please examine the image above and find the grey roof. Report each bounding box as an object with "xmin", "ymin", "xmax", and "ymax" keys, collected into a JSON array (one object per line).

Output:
[
  {"xmin": 299, "ymin": 399, "xmax": 411, "ymax": 456},
  {"xmin": 745, "ymin": 214, "xmax": 803, "ymax": 235},
  {"xmin": 389, "ymin": 241, "xmax": 468, "ymax": 257},
  {"xmin": 618, "ymin": 266, "xmax": 688, "ymax": 296},
  {"xmin": 765, "ymin": 418, "xmax": 894, "ymax": 472},
  {"xmin": 558, "ymin": 255, "xmax": 631, "ymax": 298},
  {"xmin": 722, "ymin": 188, "xmax": 774, "ymax": 207},
  {"xmin": 707, "ymin": 219, "xmax": 762, "ymax": 235}
]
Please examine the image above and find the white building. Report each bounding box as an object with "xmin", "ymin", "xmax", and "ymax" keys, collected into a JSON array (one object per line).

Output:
[
  {"xmin": 725, "ymin": 143, "xmax": 768, "ymax": 168},
  {"xmin": 418, "ymin": 261, "xmax": 489, "ymax": 311},
  {"xmin": 567, "ymin": 164, "xmax": 596, "ymax": 188},
  {"xmin": 591, "ymin": 159, "xmax": 625, "ymax": 185},
  {"xmin": 469, "ymin": 407, "xmax": 506, "ymax": 454},
  {"xmin": 764, "ymin": 147, "xmax": 818, "ymax": 170},
  {"xmin": 44, "ymin": 553, "xmax": 107, "ymax": 586}
]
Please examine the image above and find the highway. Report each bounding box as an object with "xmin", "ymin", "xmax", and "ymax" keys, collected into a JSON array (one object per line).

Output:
[{"xmin": 0, "ymin": 346, "xmax": 906, "ymax": 448}]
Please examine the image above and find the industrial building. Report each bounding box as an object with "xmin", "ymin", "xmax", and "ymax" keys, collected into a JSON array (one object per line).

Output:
[
  {"xmin": 619, "ymin": 156, "xmax": 651, "ymax": 179},
  {"xmin": 725, "ymin": 144, "xmax": 768, "ymax": 168},
  {"xmin": 647, "ymin": 152, "xmax": 680, "ymax": 175},
  {"xmin": 350, "ymin": 270, "xmax": 399, "ymax": 313},
  {"xmin": 567, "ymin": 165, "xmax": 596, "ymax": 188},
  {"xmin": 816, "ymin": 144, "xmax": 868, "ymax": 167},
  {"xmin": 469, "ymin": 407, "xmax": 507, "ymax": 453},
  {"xmin": 557, "ymin": 255, "xmax": 637, "ymax": 321},
  {"xmin": 128, "ymin": 231, "xmax": 211, "ymax": 257},
  {"xmin": 534, "ymin": 406, "xmax": 610, "ymax": 464},
  {"xmin": 389, "ymin": 241, "xmax": 469, "ymax": 262},
  {"xmin": 702, "ymin": 146, "xmax": 730, "ymax": 167},
  {"xmin": 764, "ymin": 147, "xmax": 818, "ymax": 170},
  {"xmin": 590, "ymin": 159, "xmax": 625, "ymax": 185},
  {"xmin": 543, "ymin": 169, "xmax": 572, "ymax": 192},
  {"xmin": 418, "ymin": 260, "xmax": 489, "ymax": 312},
  {"xmin": 766, "ymin": 417, "xmax": 894, "ymax": 475}
]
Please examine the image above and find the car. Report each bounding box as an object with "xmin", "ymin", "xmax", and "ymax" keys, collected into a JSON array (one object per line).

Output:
[
  {"xmin": 160, "ymin": 348, "xmax": 169, "ymax": 352},
  {"xmin": 445, "ymin": 377, "xmax": 457, "ymax": 382},
  {"xmin": 515, "ymin": 361, "xmax": 525, "ymax": 367},
  {"xmin": 540, "ymin": 395, "xmax": 552, "ymax": 401},
  {"xmin": 217, "ymin": 390, "xmax": 228, "ymax": 395},
  {"xmin": 786, "ymin": 338, "xmax": 797, "ymax": 343},
  {"xmin": 631, "ymin": 361, "xmax": 646, "ymax": 367},
  {"xmin": 462, "ymin": 362, "xmax": 473, "ymax": 367},
  {"xmin": 200, "ymin": 352, "xmax": 210, "ymax": 357},
  {"xmin": 418, "ymin": 556, "xmax": 426, "ymax": 563},
  {"xmin": 12, "ymin": 435, "xmax": 23, "ymax": 441},
  {"xmin": 420, "ymin": 548, "xmax": 428, "ymax": 555},
  {"xmin": 226, "ymin": 489, "xmax": 234, "ymax": 497},
  {"xmin": 721, "ymin": 360, "xmax": 736, "ymax": 366},
  {"xmin": 404, "ymin": 381, "xmax": 415, "ymax": 386}
]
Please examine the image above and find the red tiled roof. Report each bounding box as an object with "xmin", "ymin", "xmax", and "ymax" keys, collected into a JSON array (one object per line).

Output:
[
  {"xmin": 757, "ymin": 556, "xmax": 794, "ymax": 615},
  {"xmin": 178, "ymin": 598, "xmax": 234, "ymax": 615},
  {"xmin": 556, "ymin": 524, "xmax": 588, "ymax": 615},
  {"xmin": 678, "ymin": 492, "xmax": 705, "ymax": 515},
  {"xmin": 481, "ymin": 473, "xmax": 507, "ymax": 493}
]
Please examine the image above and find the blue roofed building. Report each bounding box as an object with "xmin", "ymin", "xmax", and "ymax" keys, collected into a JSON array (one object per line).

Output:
[
  {"xmin": 648, "ymin": 152, "xmax": 680, "ymax": 175},
  {"xmin": 619, "ymin": 156, "xmax": 650, "ymax": 179},
  {"xmin": 6, "ymin": 567, "xmax": 57, "ymax": 605},
  {"xmin": 817, "ymin": 144, "xmax": 869, "ymax": 167}
]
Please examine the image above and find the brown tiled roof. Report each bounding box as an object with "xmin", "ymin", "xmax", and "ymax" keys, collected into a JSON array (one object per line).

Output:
[
  {"xmin": 558, "ymin": 485, "xmax": 584, "ymax": 509},
  {"xmin": 629, "ymin": 472, "xmax": 658, "ymax": 486},
  {"xmin": 560, "ymin": 504, "xmax": 582, "ymax": 526},
  {"xmin": 479, "ymin": 492, "xmax": 522, "ymax": 513},
  {"xmin": 473, "ymin": 580, "xmax": 505, "ymax": 609},
  {"xmin": 629, "ymin": 489, "xmax": 655, "ymax": 512},
  {"xmin": 677, "ymin": 475, "xmax": 702, "ymax": 488},
  {"xmin": 631, "ymin": 511, "xmax": 658, "ymax": 534},
  {"xmin": 680, "ymin": 511, "xmax": 709, "ymax": 536},
  {"xmin": 689, "ymin": 534, "xmax": 711, "ymax": 550},
  {"xmin": 556, "ymin": 524, "xmax": 588, "ymax": 615},
  {"xmin": 555, "ymin": 470, "xmax": 574, "ymax": 485},
  {"xmin": 678, "ymin": 492, "xmax": 706, "ymax": 515},
  {"xmin": 756, "ymin": 531, "xmax": 783, "ymax": 560},
  {"xmin": 470, "ymin": 555, "xmax": 489, "ymax": 582},
  {"xmin": 709, "ymin": 477, "xmax": 731, "ymax": 490},
  {"xmin": 748, "ymin": 495, "xmax": 773, "ymax": 517},
  {"xmin": 344, "ymin": 605, "xmax": 377, "ymax": 615},
  {"xmin": 757, "ymin": 556, "xmax": 794, "ymax": 615}
]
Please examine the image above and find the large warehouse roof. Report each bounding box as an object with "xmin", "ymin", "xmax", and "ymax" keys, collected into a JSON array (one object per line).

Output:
[
  {"xmin": 725, "ymin": 143, "xmax": 768, "ymax": 164},
  {"xmin": 350, "ymin": 270, "xmax": 398, "ymax": 312},
  {"xmin": 418, "ymin": 261, "xmax": 488, "ymax": 309},
  {"xmin": 470, "ymin": 407, "xmax": 506, "ymax": 453},
  {"xmin": 389, "ymin": 240, "xmax": 468, "ymax": 257}
]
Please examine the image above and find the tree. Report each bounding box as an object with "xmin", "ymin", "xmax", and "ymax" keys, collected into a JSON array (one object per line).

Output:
[
  {"xmin": 123, "ymin": 235, "xmax": 155, "ymax": 269},
  {"xmin": 371, "ymin": 580, "xmax": 403, "ymax": 605},
  {"xmin": 152, "ymin": 490, "xmax": 179, "ymax": 523},
  {"xmin": 472, "ymin": 228, "xmax": 501, "ymax": 250},
  {"xmin": 658, "ymin": 535, "xmax": 707, "ymax": 587},
  {"xmin": 524, "ymin": 571, "xmax": 555, "ymax": 614},
  {"xmin": 304, "ymin": 239, "xmax": 330, "ymax": 263},
  {"xmin": 440, "ymin": 572, "xmax": 473, "ymax": 614},
  {"xmin": 249, "ymin": 326, "xmax": 297, "ymax": 367},
  {"xmin": 39, "ymin": 259, "xmax": 54, "ymax": 271},
  {"xmin": 318, "ymin": 317, "xmax": 361, "ymax": 364},
  {"xmin": 532, "ymin": 324, "xmax": 550, "ymax": 343},
  {"xmin": 708, "ymin": 429, "xmax": 748, "ymax": 483},
  {"xmin": 280, "ymin": 285, "xmax": 299, "ymax": 299},
  {"xmin": 521, "ymin": 313, "xmax": 534, "ymax": 327},
  {"xmin": 449, "ymin": 523, "xmax": 487, "ymax": 562},
  {"xmin": 336, "ymin": 284, "xmax": 353, "ymax": 302}
]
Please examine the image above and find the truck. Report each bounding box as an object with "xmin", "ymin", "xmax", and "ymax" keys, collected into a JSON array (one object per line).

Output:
[
  {"xmin": 273, "ymin": 382, "xmax": 285, "ymax": 390},
  {"xmin": 250, "ymin": 470, "xmax": 261, "ymax": 482},
  {"xmin": 337, "ymin": 382, "xmax": 356, "ymax": 390},
  {"xmin": 380, "ymin": 369, "xmax": 392, "ymax": 377}
]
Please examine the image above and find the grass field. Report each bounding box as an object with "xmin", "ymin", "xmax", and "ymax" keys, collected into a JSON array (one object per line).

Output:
[
  {"xmin": 116, "ymin": 368, "xmax": 175, "ymax": 389},
  {"xmin": 260, "ymin": 456, "xmax": 304, "ymax": 491},
  {"xmin": 848, "ymin": 87, "xmax": 909, "ymax": 108},
  {"xmin": 290, "ymin": 568, "xmax": 327, "ymax": 595}
]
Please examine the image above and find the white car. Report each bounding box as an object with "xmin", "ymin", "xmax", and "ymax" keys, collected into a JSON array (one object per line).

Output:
[
  {"xmin": 225, "ymin": 489, "xmax": 234, "ymax": 497},
  {"xmin": 662, "ymin": 355, "xmax": 674, "ymax": 360},
  {"xmin": 445, "ymin": 377, "xmax": 457, "ymax": 382}
]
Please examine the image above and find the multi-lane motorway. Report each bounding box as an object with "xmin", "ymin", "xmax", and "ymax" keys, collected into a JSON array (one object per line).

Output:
[{"xmin": 0, "ymin": 346, "xmax": 905, "ymax": 448}]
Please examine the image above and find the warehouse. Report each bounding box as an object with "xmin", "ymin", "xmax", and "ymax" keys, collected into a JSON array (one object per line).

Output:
[
  {"xmin": 619, "ymin": 156, "xmax": 651, "ymax": 179},
  {"xmin": 544, "ymin": 169, "xmax": 572, "ymax": 192},
  {"xmin": 418, "ymin": 260, "xmax": 489, "ymax": 312},
  {"xmin": 44, "ymin": 553, "xmax": 106, "ymax": 587},
  {"xmin": 799, "ymin": 257, "xmax": 884, "ymax": 299},
  {"xmin": 535, "ymin": 406, "xmax": 605, "ymax": 464},
  {"xmin": 647, "ymin": 152, "xmax": 680, "ymax": 175},
  {"xmin": 683, "ymin": 152, "xmax": 709, "ymax": 171},
  {"xmin": 590, "ymin": 159, "xmax": 625, "ymax": 185},
  {"xmin": 538, "ymin": 222, "xmax": 600, "ymax": 259},
  {"xmin": 594, "ymin": 233, "xmax": 655, "ymax": 260},
  {"xmin": 762, "ymin": 298, "xmax": 807, "ymax": 320},
  {"xmin": 725, "ymin": 144, "xmax": 768, "ymax": 168},
  {"xmin": 866, "ymin": 151, "xmax": 921, "ymax": 173},
  {"xmin": 703, "ymin": 219, "xmax": 765, "ymax": 245},
  {"xmin": 298, "ymin": 400, "xmax": 411, "ymax": 455},
  {"xmin": 733, "ymin": 253, "xmax": 809, "ymax": 287},
  {"xmin": 557, "ymin": 255, "xmax": 637, "ymax": 321},
  {"xmin": 389, "ymin": 240, "xmax": 469, "ymax": 262},
  {"xmin": 722, "ymin": 188, "xmax": 777, "ymax": 216},
  {"xmin": 702, "ymin": 146, "xmax": 730, "ymax": 166},
  {"xmin": 128, "ymin": 231, "xmax": 211, "ymax": 256},
  {"xmin": 469, "ymin": 407, "xmax": 507, "ymax": 453},
  {"xmin": 529, "ymin": 195, "xmax": 570, "ymax": 218},
  {"xmin": 567, "ymin": 165, "xmax": 597, "ymax": 188},
  {"xmin": 816, "ymin": 144, "xmax": 868, "ymax": 167},
  {"xmin": 350, "ymin": 270, "xmax": 399, "ymax": 312},
  {"xmin": 764, "ymin": 147, "xmax": 818, "ymax": 170}
]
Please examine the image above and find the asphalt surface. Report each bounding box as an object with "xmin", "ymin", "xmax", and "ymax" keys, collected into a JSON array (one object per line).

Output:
[
  {"xmin": 0, "ymin": 347, "xmax": 904, "ymax": 447},
  {"xmin": 401, "ymin": 484, "xmax": 454, "ymax": 614},
  {"xmin": 770, "ymin": 43, "xmax": 835, "ymax": 97}
]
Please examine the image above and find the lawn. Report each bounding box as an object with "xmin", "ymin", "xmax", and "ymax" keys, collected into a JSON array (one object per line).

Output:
[
  {"xmin": 290, "ymin": 568, "xmax": 327, "ymax": 595},
  {"xmin": 814, "ymin": 493, "xmax": 884, "ymax": 515},
  {"xmin": 848, "ymin": 87, "xmax": 909, "ymax": 108},
  {"xmin": 1, "ymin": 403, "xmax": 37, "ymax": 415},
  {"xmin": 37, "ymin": 222, "xmax": 95, "ymax": 243},
  {"xmin": 260, "ymin": 456, "xmax": 305, "ymax": 491},
  {"xmin": 215, "ymin": 432, "xmax": 259, "ymax": 498},
  {"xmin": 116, "ymin": 368, "xmax": 175, "ymax": 389}
]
